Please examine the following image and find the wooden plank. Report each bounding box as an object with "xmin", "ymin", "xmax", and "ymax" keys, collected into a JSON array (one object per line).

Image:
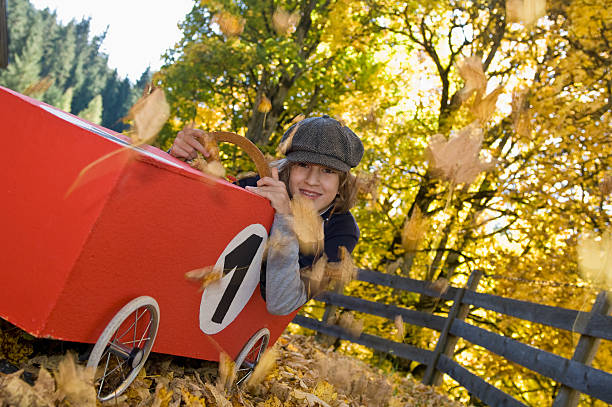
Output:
[
  {"xmin": 292, "ymin": 315, "xmax": 433, "ymax": 365},
  {"xmin": 461, "ymin": 291, "xmax": 612, "ymax": 341},
  {"xmin": 436, "ymin": 355, "xmax": 528, "ymax": 407},
  {"xmin": 355, "ymin": 269, "xmax": 458, "ymax": 300},
  {"xmin": 450, "ymin": 319, "xmax": 612, "ymax": 403},
  {"xmin": 422, "ymin": 270, "xmax": 482, "ymax": 386},
  {"xmin": 355, "ymin": 268, "xmax": 612, "ymax": 340},
  {"xmin": 314, "ymin": 291, "xmax": 447, "ymax": 331},
  {"xmin": 584, "ymin": 313, "xmax": 612, "ymax": 340},
  {"xmin": 553, "ymin": 291, "xmax": 611, "ymax": 407}
]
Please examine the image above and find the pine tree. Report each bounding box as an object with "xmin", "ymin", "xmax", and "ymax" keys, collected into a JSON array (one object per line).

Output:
[
  {"xmin": 0, "ymin": 4, "xmax": 43, "ymax": 92},
  {"xmin": 78, "ymin": 93, "xmax": 102, "ymax": 124}
]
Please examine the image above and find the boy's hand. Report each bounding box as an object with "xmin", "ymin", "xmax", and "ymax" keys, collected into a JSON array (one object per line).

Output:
[
  {"xmin": 246, "ymin": 168, "xmax": 291, "ymax": 215},
  {"xmin": 169, "ymin": 127, "xmax": 211, "ymax": 161}
]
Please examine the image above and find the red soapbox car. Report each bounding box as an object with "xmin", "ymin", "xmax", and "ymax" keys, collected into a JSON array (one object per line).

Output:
[{"xmin": 0, "ymin": 86, "xmax": 296, "ymax": 401}]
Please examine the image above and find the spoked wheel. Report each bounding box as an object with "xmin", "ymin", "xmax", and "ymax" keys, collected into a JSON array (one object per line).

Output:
[
  {"xmin": 234, "ymin": 328, "xmax": 270, "ymax": 387},
  {"xmin": 87, "ymin": 296, "xmax": 160, "ymax": 402}
]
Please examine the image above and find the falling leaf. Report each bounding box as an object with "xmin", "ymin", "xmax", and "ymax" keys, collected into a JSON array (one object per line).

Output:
[
  {"xmin": 355, "ymin": 171, "xmax": 379, "ymax": 203},
  {"xmin": 22, "ymin": 76, "xmax": 54, "ymax": 97},
  {"xmin": 456, "ymin": 56, "xmax": 487, "ymax": 104},
  {"xmin": 128, "ymin": 87, "xmax": 170, "ymax": 145},
  {"xmin": 430, "ymin": 278, "xmax": 450, "ymax": 295},
  {"xmin": 189, "ymin": 155, "xmax": 227, "ymax": 179},
  {"xmin": 277, "ymin": 119, "xmax": 302, "ymax": 155},
  {"xmin": 336, "ymin": 312, "xmax": 363, "ymax": 339},
  {"xmin": 600, "ymin": 175, "xmax": 612, "ymax": 196},
  {"xmin": 401, "ymin": 206, "xmax": 428, "ymax": 252},
  {"xmin": 325, "ymin": 247, "xmax": 357, "ymax": 290},
  {"xmin": 577, "ymin": 231, "xmax": 612, "ymax": 289},
  {"xmin": 258, "ymin": 95, "xmax": 272, "ymax": 113},
  {"xmin": 205, "ymin": 382, "xmax": 232, "ymax": 407},
  {"xmin": 291, "ymin": 195, "xmax": 324, "ymax": 256},
  {"xmin": 217, "ymin": 352, "xmax": 236, "ymax": 392},
  {"xmin": 272, "ymin": 8, "xmax": 300, "ymax": 36},
  {"xmin": 292, "ymin": 388, "xmax": 333, "ymax": 407},
  {"xmin": 185, "ymin": 265, "xmax": 223, "ymax": 290},
  {"xmin": 385, "ymin": 258, "xmax": 403, "ymax": 274},
  {"xmin": 247, "ymin": 347, "xmax": 278, "ymax": 388},
  {"xmin": 54, "ymin": 353, "xmax": 96, "ymax": 406},
  {"xmin": 199, "ymin": 131, "xmax": 221, "ymax": 161},
  {"xmin": 471, "ymin": 86, "xmax": 504, "ymax": 123},
  {"xmin": 511, "ymin": 88, "xmax": 532, "ymax": 139},
  {"xmin": 506, "ymin": 0, "xmax": 546, "ymax": 26},
  {"xmin": 213, "ymin": 11, "xmax": 244, "ymax": 37},
  {"xmin": 426, "ymin": 122, "xmax": 493, "ymax": 185},
  {"xmin": 302, "ymin": 254, "xmax": 329, "ymax": 298},
  {"xmin": 394, "ymin": 315, "xmax": 405, "ymax": 342}
]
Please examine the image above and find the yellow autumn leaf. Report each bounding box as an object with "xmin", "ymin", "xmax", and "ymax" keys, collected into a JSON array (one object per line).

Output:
[
  {"xmin": 302, "ymin": 254, "xmax": 329, "ymax": 298},
  {"xmin": 506, "ymin": 0, "xmax": 546, "ymax": 26},
  {"xmin": 336, "ymin": 312, "xmax": 364, "ymax": 339},
  {"xmin": 54, "ymin": 353, "xmax": 96, "ymax": 406},
  {"xmin": 185, "ymin": 265, "xmax": 223, "ymax": 290},
  {"xmin": 212, "ymin": 11, "xmax": 244, "ymax": 37},
  {"xmin": 258, "ymin": 95, "xmax": 272, "ymax": 113},
  {"xmin": 216, "ymin": 352, "xmax": 236, "ymax": 392},
  {"xmin": 277, "ymin": 119, "xmax": 303, "ymax": 155},
  {"xmin": 247, "ymin": 347, "xmax": 278, "ymax": 388},
  {"xmin": 456, "ymin": 56, "xmax": 487, "ymax": 104},
  {"xmin": 471, "ymin": 86, "xmax": 504, "ymax": 124},
  {"xmin": 325, "ymin": 246, "xmax": 357, "ymax": 290},
  {"xmin": 394, "ymin": 315, "xmax": 405, "ymax": 342},
  {"xmin": 426, "ymin": 122, "xmax": 494, "ymax": 185},
  {"xmin": 600, "ymin": 175, "xmax": 612, "ymax": 196},
  {"xmin": 291, "ymin": 195, "xmax": 324, "ymax": 256},
  {"xmin": 401, "ymin": 206, "xmax": 428, "ymax": 252},
  {"xmin": 577, "ymin": 231, "xmax": 612, "ymax": 289},
  {"xmin": 272, "ymin": 8, "xmax": 300, "ymax": 36},
  {"xmin": 129, "ymin": 87, "xmax": 170, "ymax": 145}
]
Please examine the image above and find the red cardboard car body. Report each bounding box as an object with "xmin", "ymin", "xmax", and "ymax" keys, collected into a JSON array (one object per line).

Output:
[{"xmin": 0, "ymin": 86, "xmax": 295, "ymax": 361}]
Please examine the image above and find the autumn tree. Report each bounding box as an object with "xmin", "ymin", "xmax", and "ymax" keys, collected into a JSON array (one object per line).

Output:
[
  {"xmin": 333, "ymin": 0, "xmax": 611, "ymax": 404},
  {"xmin": 154, "ymin": 0, "xmax": 610, "ymax": 404},
  {"xmin": 157, "ymin": 0, "xmax": 383, "ymax": 150}
]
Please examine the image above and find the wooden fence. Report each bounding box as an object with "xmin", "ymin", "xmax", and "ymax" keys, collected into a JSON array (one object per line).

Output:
[{"xmin": 292, "ymin": 269, "xmax": 612, "ymax": 407}]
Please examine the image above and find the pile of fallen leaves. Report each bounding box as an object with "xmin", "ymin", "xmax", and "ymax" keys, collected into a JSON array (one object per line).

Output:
[{"xmin": 0, "ymin": 323, "xmax": 464, "ymax": 407}]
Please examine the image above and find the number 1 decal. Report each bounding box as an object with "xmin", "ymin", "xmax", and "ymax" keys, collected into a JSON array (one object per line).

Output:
[{"xmin": 199, "ymin": 224, "xmax": 267, "ymax": 334}]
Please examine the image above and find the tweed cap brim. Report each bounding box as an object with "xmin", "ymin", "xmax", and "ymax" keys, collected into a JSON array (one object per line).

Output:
[{"xmin": 286, "ymin": 150, "xmax": 350, "ymax": 172}]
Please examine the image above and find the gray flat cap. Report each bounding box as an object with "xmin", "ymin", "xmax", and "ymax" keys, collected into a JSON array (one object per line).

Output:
[{"xmin": 280, "ymin": 115, "xmax": 364, "ymax": 172}]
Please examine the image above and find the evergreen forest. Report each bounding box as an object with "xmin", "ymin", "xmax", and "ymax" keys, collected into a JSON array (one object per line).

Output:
[{"xmin": 0, "ymin": 0, "xmax": 150, "ymax": 132}]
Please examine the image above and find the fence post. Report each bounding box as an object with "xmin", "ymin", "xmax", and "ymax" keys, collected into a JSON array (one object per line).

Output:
[
  {"xmin": 422, "ymin": 269, "xmax": 482, "ymax": 387},
  {"xmin": 552, "ymin": 290, "xmax": 611, "ymax": 407}
]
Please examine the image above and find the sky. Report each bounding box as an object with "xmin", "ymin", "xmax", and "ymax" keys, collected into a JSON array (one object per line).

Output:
[{"xmin": 29, "ymin": 0, "xmax": 195, "ymax": 82}]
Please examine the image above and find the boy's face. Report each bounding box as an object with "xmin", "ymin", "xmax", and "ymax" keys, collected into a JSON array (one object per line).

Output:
[{"xmin": 288, "ymin": 162, "xmax": 340, "ymax": 212}]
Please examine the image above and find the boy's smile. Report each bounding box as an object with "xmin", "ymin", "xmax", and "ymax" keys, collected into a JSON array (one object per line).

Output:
[{"xmin": 289, "ymin": 162, "xmax": 340, "ymax": 212}]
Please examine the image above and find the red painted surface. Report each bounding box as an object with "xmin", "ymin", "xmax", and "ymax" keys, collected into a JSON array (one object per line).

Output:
[{"xmin": 0, "ymin": 86, "xmax": 295, "ymax": 361}]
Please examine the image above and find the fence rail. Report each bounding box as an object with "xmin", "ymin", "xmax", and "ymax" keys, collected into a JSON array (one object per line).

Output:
[{"xmin": 292, "ymin": 269, "xmax": 612, "ymax": 407}]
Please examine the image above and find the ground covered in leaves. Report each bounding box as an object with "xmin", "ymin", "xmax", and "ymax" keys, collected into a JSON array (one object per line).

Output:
[{"xmin": 0, "ymin": 320, "xmax": 464, "ymax": 406}]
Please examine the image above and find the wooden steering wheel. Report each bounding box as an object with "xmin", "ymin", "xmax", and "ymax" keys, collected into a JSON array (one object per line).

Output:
[{"xmin": 209, "ymin": 131, "xmax": 271, "ymax": 179}]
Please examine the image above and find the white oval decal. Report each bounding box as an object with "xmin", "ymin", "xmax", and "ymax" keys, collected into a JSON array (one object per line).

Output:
[{"xmin": 199, "ymin": 224, "xmax": 267, "ymax": 334}]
